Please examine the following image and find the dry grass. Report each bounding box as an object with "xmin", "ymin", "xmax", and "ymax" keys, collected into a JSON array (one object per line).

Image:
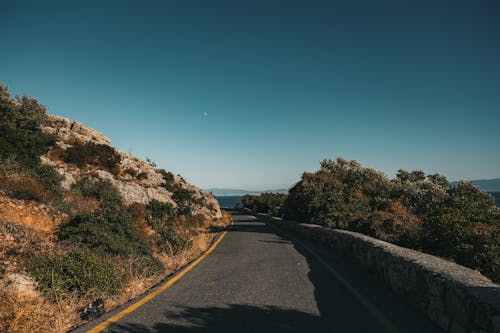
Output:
[
  {"xmin": 106, "ymin": 210, "xmax": 232, "ymax": 315},
  {"xmin": 0, "ymin": 288, "xmax": 80, "ymax": 333},
  {"xmin": 0, "ymin": 217, "xmax": 69, "ymax": 333},
  {"xmin": 0, "ymin": 173, "xmax": 53, "ymax": 203},
  {"xmin": 0, "ymin": 207, "xmax": 232, "ymax": 333}
]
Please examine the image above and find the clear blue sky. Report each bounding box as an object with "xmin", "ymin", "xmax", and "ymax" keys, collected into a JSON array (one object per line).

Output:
[{"xmin": 1, "ymin": 0, "xmax": 499, "ymax": 190}]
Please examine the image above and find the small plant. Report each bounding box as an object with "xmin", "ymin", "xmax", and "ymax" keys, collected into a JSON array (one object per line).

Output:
[
  {"xmin": 172, "ymin": 188, "xmax": 194, "ymax": 204},
  {"xmin": 26, "ymin": 250, "xmax": 121, "ymax": 300},
  {"xmin": 1, "ymin": 85, "xmax": 56, "ymax": 169},
  {"xmin": 146, "ymin": 199, "xmax": 175, "ymax": 221},
  {"xmin": 71, "ymin": 177, "xmax": 123, "ymax": 206},
  {"xmin": 145, "ymin": 157, "xmax": 156, "ymax": 167},
  {"xmin": 64, "ymin": 141, "xmax": 120, "ymax": 170},
  {"xmin": 149, "ymin": 218, "xmax": 190, "ymax": 255},
  {"xmin": 124, "ymin": 168, "xmax": 137, "ymax": 177},
  {"xmin": 32, "ymin": 164, "xmax": 63, "ymax": 198},
  {"xmin": 159, "ymin": 170, "xmax": 177, "ymax": 192},
  {"xmin": 136, "ymin": 172, "xmax": 148, "ymax": 180},
  {"xmin": 159, "ymin": 169, "xmax": 174, "ymax": 182}
]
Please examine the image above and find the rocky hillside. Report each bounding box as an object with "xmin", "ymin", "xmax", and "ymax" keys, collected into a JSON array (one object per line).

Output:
[
  {"xmin": 0, "ymin": 84, "xmax": 229, "ymax": 333},
  {"xmin": 40, "ymin": 115, "xmax": 221, "ymax": 220}
]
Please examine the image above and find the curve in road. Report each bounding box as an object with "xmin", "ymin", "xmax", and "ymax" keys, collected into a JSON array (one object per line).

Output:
[{"xmin": 76, "ymin": 212, "xmax": 442, "ymax": 333}]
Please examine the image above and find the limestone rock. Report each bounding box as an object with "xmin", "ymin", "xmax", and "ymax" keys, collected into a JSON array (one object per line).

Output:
[
  {"xmin": 3, "ymin": 273, "xmax": 39, "ymax": 300},
  {"xmin": 41, "ymin": 115, "xmax": 222, "ymax": 220}
]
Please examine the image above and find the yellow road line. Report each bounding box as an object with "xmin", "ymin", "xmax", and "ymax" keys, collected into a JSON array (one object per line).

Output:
[
  {"xmin": 86, "ymin": 230, "xmax": 229, "ymax": 333},
  {"xmin": 267, "ymin": 224, "xmax": 400, "ymax": 333}
]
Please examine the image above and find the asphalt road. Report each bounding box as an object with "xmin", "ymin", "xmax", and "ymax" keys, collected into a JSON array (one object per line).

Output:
[{"xmin": 76, "ymin": 212, "xmax": 441, "ymax": 333}]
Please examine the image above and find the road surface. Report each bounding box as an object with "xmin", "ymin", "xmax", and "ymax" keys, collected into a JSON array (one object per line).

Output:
[{"xmin": 76, "ymin": 212, "xmax": 441, "ymax": 333}]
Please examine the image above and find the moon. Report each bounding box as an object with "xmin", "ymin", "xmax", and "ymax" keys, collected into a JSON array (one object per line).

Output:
[{"xmin": 203, "ymin": 112, "xmax": 208, "ymax": 117}]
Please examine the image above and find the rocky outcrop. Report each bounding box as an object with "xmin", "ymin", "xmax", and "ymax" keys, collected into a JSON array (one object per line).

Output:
[
  {"xmin": 41, "ymin": 115, "xmax": 221, "ymax": 219},
  {"xmin": 253, "ymin": 213, "xmax": 500, "ymax": 333}
]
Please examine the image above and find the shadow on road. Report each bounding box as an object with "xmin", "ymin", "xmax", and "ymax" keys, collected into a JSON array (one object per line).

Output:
[{"xmin": 106, "ymin": 304, "xmax": 325, "ymax": 333}]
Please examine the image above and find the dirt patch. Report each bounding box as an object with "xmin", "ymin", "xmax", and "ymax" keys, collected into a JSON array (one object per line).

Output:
[{"xmin": 0, "ymin": 196, "xmax": 63, "ymax": 233}]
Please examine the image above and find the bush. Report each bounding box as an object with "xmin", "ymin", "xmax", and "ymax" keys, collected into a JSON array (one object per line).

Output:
[
  {"xmin": 420, "ymin": 182, "xmax": 500, "ymax": 279},
  {"xmin": 151, "ymin": 219, "xmax": 190, "ymax": 255},
  {"xmin": 159, "ymin": 170, "xmax": 174, "ymax": 182},
  {"xmin": 71, "ymin": 177, "xmax": 123, "ymax": 207},
  {"xmin": 31, "ymin": 164, "xmax": 63, "ymax": 198},
  {"xmin": 160, "ymin": 170, "xmax": 178, "ymax": 193},
  {"xmin": 146, "ymin": 199, "xmax": 175, "ymax": 221},
  {"xmin": 144, "ymin": 199, "xmax": 190, "ymax": 255},
  {"xmin": 0, "ymin": 85, "xmax": 56, "ymax": 169},
  {"xmin": 159, "ymin": 170, "xmax": 195, "ymax": 214},
  {"xmin": 172, "ymin": 188, "xmax": 194, "ymax": 204},
  {"xmin": 59, "ymin": 206, "xmax": 153, "ymax": 257},
  {"xmin": 242, "ymin": 193, "xmax": 287, "ymax": 217},
  {"xmin": 62, "ymin": 179, "xmax": 165, "ymax": 278},
  {"xmin": 26, "ymin": 250, "xmax": 121, "ymax": 300},
  {"xmin": 136, "ymin": 172, "xmax": 148, "ymax": 180},
  {"xmin": 284, "ymin": 158, "xmax": 500, "ymax": 281},
  {"xmin": 64, "ymin": 141, "xmax": 120, "ymax": 170}
]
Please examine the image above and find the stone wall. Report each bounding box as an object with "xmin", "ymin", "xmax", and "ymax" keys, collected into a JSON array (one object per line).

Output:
[{"xmin": 253, "ymin": 212, "xmax": 500, "ymax": 333}]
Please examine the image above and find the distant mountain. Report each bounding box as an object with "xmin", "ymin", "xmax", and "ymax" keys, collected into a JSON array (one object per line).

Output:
[
  {"xmin": 205, "ymin": 188, "xmax": 289, "ymax": 196},
  {"xmin": 450, "ymin": 178, "xmax": 500, "ymax": 192}
]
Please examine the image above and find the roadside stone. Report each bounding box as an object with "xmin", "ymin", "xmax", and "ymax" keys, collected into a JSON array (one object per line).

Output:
[{"xmin": 79, "ymin": 298, "xmax": 105, "ymax": 320}]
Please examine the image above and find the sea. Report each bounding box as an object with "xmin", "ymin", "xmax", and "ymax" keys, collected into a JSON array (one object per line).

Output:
[{"xmin": 215, "ymin": 196, "xmax": 243, "ymax": 209}]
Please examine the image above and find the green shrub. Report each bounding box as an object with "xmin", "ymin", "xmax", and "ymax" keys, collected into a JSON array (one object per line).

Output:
[
  {"xmin": 159, "ymin": 170, "xmax": 174, "ymax": 182},
  {"xmin": 71, "ymin": 177, "xmax": 123, "ymax": 207},
  {"xmin": 26, "ymin": 250, "xmax": 121, "ymax": 300},
  {"xmin": 0, "ymin": 127, "xmax": 56, "ymax": 169},
  {"xmin": 159, "ymin": 170, "xmax": 196, "ymax": 214},
  {"xmin": 242, "ymin": 193, "xmax": 287, "ymax": 217},
  {"xmin": 144, "ymin": 199, "xmax": 189, "ymax": 255},
  {"xmin": 160, "ymin": 170, "xmax": 178, "ymax": 193},
  {"xmin": 284, "ymin": 157, "xmax": 500, "ymax": 282},
  {"xmin": 150, "ymin": 218, "xmax": 190, "ymax": 255},
  {"xmin": 172, "ymin": 188, "xmax": 194, "ymax": 204},
  {"xmin": 146, "ymin": 200, "xmax": 175, "ymax": 221},
  {"xmin": 59, "ymin": 206, "xmax": 153, "ymax": 257},
  {"xmin": 64, "ymin": 141, "xmax": 120, "ymax": 170},
  {"xmin": 136, "ymin": 172, "xmax": 148, "ymax": 180},
  {"xmin": 0, "ymin": 85, "xmax": 56, "ymax": 169},
  {"xmin": 32, "ymin": 164, "xmax": 63, "ymax": 198}
]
